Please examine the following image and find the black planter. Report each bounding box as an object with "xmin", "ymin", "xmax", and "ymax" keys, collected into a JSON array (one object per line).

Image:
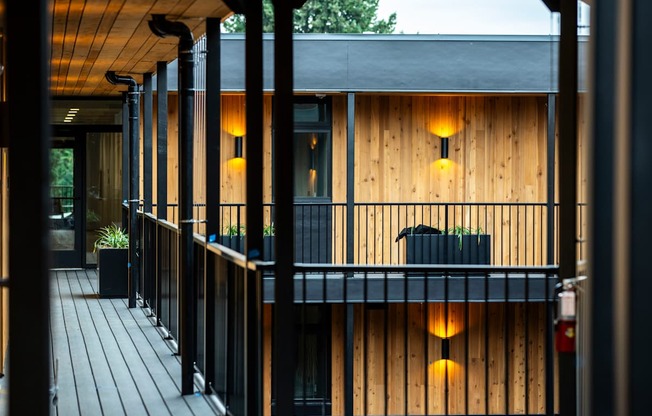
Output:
[
  {"xmin": 97, "ymin": 248, "xmax": 128, "ymax": 297},
  {"xmin": 405, "ymin": 234, "xmax": 491, "ymax": 264},
  {"xmin": 219, "ymin": 235, "xmax": 274, "ymax": 261}
]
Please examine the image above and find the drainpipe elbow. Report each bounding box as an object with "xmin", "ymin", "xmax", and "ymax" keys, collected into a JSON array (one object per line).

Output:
[{"xmin": 148, "ymin": 14, "xmax": 194, "ymax": 52}]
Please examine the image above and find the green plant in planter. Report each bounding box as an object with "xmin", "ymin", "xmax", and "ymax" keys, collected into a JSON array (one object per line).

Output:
[
  {"xmin": 93, "ymin": 223, "xmax": 129, "ymax": 252},
  {"xmin": 223, "ymin": 224, "xmax": 246, "ymax": 236},
  {"xmin": 263, "ymin": 222, "xmax": 275, "ymax": 236},
  {"xmin": 223, "ymin": 223, "xmax": 275, "ymax": 236},
  {"xmin": 446, "ymin": 225, "xmax": 483, "ymax": 249}
]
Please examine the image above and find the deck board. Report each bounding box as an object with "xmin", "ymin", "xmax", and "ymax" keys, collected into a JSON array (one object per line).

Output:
[{"xmin": 48, "ymin": 269, "xmax": 219, "ymax": 416}]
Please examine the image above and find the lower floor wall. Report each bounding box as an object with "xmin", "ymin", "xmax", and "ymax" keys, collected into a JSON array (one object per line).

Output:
[{"xmin": 263, "ymin": 302, "xmax": 558, "ymax": 415}]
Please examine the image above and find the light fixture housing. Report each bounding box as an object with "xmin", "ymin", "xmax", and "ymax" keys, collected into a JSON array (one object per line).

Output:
[
  {"xmin": 234, "ymin": 136, "xmax": 243, "ymax": 158},
  {"xmin": 441, "ymin": 338, "xmax": 450, "ymax": 360},
  {"xmin": 441, "ymin": 137, "xmax": 449, "ymax": 159}
]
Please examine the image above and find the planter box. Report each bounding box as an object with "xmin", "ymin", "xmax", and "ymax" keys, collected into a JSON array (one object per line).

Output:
[
  {"xmin": 219, "ymin": 235, "xmax": 274, "ymax": 261},
  {"xmin": 97, "ymin": 248, "xmax": 128, "ymax": 297},
  {"xmin": 405, "ymin": 234, "xmax": 491, "ymax": 265}
]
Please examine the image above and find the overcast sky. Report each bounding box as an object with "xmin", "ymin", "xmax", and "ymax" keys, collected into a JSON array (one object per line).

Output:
[{"xmin": 376, "ymin": 0, "xmax": 590, "ymax": 35}]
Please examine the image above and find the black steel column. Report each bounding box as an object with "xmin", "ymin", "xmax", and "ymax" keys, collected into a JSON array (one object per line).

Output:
[
  {"xmin": 345, "ymin": 92, "xmax": 355, "ymax": 415},
  {"xmin": 623, "ymin": 2, "xmax": 652, "ymax": 415},
  {"xmin": 546, "ymin": 93, "xmax": 556, "ymax": 266},
  {"xmin": 558, "ymin": 0, "xmax": 578, "ymax": 414},
  {"xmin": 143, "ymin": 72, "xmax": 153, "ymax": 213},
  {"xmin": 128, "ymin": 82, "xmax": 140, "ymax": 309},
  {"xmin": 204, "ymin": 16, "xmax": 222, "ymax": 393},
  {"xmin": 7, "ymin": 1, "xmax": 51, "ymax": 413},
  {"xmin": 178, "ymin": 22, "xmax": 196, "ymax": 397},
  {"xmin": 346, "ymin": 93, "xmax": 355, "ymax": 265},
  {"xmin": 157, "ymin": 61, "xmax": 168, "ymax": 221},
  {"xmin": 106, "ymin": 71, "xmax": 141, "ymax": 309},
  {"xmin": 273, "ymin": 0, "xmax": 296, "ymax": 413},
  {"xmin": 149, "ymin": 14, "xmax": 196, "ymax": 395},
  {"xmin": 245, "ymin": 0, "xmax": 264, "ymax": 412},
  {"xmin": 588, "ymin": 1, "xmax": 616, "ymax": 415},
  {"xmin": 545, "ymin": 92, "xmax": 556, "ymax": 415}
]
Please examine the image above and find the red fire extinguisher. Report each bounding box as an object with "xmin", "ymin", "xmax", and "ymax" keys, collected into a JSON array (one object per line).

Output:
[{"xmin": 555, "ymin": 282, "xmax": 577, "ymax": 353}]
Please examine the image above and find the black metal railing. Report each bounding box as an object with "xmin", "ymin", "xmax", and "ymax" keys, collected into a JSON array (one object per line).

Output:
[
  {"xmin": 205, "ymin": 202, "xmax": 558, "ymax": 266},
  {"xmin": 141, "ymin": 201, "xmax": 590, "ymax": 269},
  {"xmin": 136, "ymin": 209, "xmax": 560, "ymax": 415}
]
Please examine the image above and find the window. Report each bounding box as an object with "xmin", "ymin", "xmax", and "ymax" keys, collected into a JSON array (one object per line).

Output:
[{"xmin": 273, "ymin": 96, "xmax": 332, "ymax": 199}]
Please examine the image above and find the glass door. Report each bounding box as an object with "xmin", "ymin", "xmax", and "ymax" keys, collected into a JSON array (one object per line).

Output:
[{"xmin": 50, "ymin": 137, "xmax": 83, "ymax": 268}]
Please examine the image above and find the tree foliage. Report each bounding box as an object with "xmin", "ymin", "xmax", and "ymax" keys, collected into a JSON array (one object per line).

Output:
[{"xmin": 223, "ymin": 0, "xmax": 397, "ymax": 34}]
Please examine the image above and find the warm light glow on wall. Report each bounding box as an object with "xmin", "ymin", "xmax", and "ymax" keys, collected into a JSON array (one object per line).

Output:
[
  {"xmin": 428, "ymin": 110, "xmax": 461, "ymax": 139},
  {"xmin": 431, "ymin": 158, "xmax": 456, "ymax": 172},
  {"xmin": 227, "ymin": 157, "xmax": 246, "ymax": 172},
  {"xmin": 430, "ymin": 358, "xmax": 457, "ymax": 376},
  {"xmin": 429, "ymin": 314, "xmax": 462, "ymax": 339},
  {"xmin": 229, "ymin": 127, "xmax": 246, "ymax": 137}
]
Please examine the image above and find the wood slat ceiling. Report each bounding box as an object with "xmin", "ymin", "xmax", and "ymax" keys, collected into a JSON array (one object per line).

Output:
[{"xmin": 50, "ymin": 0, "xmax": 234, "ymax": 97}]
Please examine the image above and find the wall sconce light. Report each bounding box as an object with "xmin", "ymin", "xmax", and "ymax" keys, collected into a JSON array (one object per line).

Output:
[
  {"xmin": 310, "ymin": 148, "xmax": 316, "ymax": 170},
  {"xmin": 441, "ymin": 338, "xmax": 450, "ymax": 360},
  {"xmin": 440, "ymin": 137, "xmax": 449, "ymax": 159},
  {"xmin": 234, "ymin": 135, "xmax": 243, "ymax": 158}
]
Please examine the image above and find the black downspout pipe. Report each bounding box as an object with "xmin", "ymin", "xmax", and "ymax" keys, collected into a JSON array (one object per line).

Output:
[
  {"xmin": 148, "ymin": 14, "xmax": 196, "ymax": 396},
  {"xmin": 106, "ymin": 71, "xmax": 140, "ymax": 310}
]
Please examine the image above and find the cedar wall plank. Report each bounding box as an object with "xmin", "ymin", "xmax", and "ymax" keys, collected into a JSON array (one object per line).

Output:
[{"xmin": 158, "ymin": 94, "xmax": 573, "ymax": 265}]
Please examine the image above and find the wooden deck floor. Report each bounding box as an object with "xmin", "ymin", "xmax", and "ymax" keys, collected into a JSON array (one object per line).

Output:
[{"xmin": 48, "ymin": 268, "xmax": 220, "ymax": 416}]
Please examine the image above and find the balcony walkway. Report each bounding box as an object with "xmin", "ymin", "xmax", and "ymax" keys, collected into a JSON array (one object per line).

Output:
[{"xmin": 48, "ymin": 268, "xmax": 219, "ymax": 416}]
